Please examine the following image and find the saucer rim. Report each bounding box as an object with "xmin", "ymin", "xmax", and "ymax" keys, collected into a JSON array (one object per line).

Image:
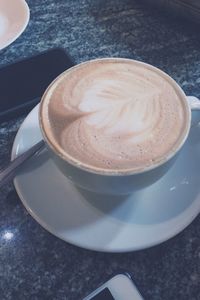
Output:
[{"xmin": 13, "ymin": 178, "xmax": 200, "ymax": 252}]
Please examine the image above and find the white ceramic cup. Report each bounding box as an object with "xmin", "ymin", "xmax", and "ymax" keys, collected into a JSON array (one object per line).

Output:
[{"xmin": 39, "ymin": 58, "xmax": 200, "ymax": 195}]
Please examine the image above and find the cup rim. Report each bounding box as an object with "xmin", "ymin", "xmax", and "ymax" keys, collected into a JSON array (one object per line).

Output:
[{"xmin": 39, "ymin": 57, "xmax": 191, "ymax": 176}]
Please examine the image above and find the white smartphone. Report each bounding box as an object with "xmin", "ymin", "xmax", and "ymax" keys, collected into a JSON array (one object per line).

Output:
[{"xmin": 83, "ymin": 273, "xmax": 144, "ymax": 300}]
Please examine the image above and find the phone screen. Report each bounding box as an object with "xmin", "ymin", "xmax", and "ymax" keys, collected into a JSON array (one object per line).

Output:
[
  {"xmin": 0, "ymin": 48, "xmax": 74, "ymax": 121},
  {"xmin": 91, "ymin": 288, "xmax": 114, "ymax": 300}
]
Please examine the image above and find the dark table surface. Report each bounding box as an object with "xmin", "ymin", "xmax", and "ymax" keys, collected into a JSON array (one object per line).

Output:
[{"xmin": 1, "ymin": 0, "xmax": 200, "ymax": 299}]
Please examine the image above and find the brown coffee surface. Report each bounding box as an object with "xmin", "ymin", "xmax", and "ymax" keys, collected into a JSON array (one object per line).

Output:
[{"xmin": 41, "ymin": 59, "xmax": 188, "ymax": 172}]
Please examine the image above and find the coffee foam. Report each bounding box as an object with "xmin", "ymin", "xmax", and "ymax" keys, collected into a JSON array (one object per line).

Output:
[{"xmin": 41, "ymin": 59, "xmax": 189, "ymax": 172}]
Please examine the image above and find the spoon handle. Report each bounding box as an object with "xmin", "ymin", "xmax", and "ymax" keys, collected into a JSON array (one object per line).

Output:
[{"xmin": 0, "ymin": 140, "xmax": 45, "ymax": 189}]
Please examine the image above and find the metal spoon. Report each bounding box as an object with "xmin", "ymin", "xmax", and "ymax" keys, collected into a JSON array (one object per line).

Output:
[{"xmin": 0, "ymin": 140, "xmax": 45, "ymax": 189}]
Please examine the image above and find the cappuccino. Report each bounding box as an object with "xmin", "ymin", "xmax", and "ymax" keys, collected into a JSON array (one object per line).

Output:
[{"xmin": 40, "ymin": 59, "xmax": 189, "ymax": 172}]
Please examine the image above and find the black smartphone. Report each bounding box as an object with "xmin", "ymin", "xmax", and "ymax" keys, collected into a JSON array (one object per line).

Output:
[{"xmin": 0, "ymin": 48, "xmax": 74, "ymax": 123}]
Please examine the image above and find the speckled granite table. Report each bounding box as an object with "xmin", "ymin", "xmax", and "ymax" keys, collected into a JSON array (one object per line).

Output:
[{"xmin": 0, "ymin": 1, "xmax": 200, "ymax": 299}]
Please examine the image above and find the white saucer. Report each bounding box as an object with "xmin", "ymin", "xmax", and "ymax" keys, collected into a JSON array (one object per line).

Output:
[
  {"xmin": 12, "ymin": 105, "xmax": 200, "ymax": 252},
  {"xmin": 0, "ymin": 0, "xmax": 30, "ymax": 51}
]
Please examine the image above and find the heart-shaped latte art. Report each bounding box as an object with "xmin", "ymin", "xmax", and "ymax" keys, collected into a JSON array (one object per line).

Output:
[{"xmin": 45, "ymin": 60, "xmax": 186, "ymax": 171}]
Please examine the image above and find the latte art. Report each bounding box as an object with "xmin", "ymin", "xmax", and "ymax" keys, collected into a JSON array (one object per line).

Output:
[{"xmin": 41, "ymin": 59, "xmax": 188, "ymax": 172}]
